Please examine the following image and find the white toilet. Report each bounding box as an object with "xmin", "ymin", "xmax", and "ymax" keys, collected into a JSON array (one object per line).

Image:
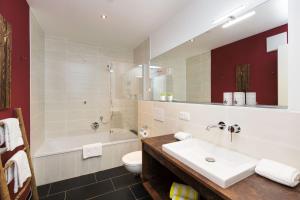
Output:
[{"xmin": 122, "ymin": 151, "xmax": 142, "ymax": 174}]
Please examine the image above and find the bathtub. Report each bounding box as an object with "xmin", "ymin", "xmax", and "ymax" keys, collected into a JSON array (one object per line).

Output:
[{"xmin": 32, "ymin": 129, "xmax": 141, "ymax": 185}]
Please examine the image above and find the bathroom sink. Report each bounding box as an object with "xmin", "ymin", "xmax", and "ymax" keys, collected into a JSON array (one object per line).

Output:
[{"xmin": 162, "ymin": 139, "xmax": 257, "ymax": 188}]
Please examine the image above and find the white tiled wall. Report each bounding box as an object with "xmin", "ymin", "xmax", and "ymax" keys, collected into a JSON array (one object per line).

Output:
[
  {"xmin": 139, "ymin": 100, "xmax": 300, "ymax": 169},
  {"xmin": 30, "ymin": 11, "xmax": 45, "ymax": 153},
  {"xmin": 44, "ymin": 37, "xmax": 138, "ymax": 138},
  {"xmin": 186, "ymin": 51, "xmax": 211, "ymax": 103},
  {"xmin": 151, "ymin": 55, "xmax": 187, "ymax": 101}
]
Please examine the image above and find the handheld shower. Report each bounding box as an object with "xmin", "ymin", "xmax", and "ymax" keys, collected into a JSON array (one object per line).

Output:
[{"xmin": 99, "ymin": 63, "xmax": 114, "ymax": 125}]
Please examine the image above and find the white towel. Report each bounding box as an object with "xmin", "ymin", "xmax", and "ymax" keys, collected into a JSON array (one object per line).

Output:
[
  {"xmin": 7, "ymin": 150, "xmax": 32, "ymax": 193},
  {"xmin": 174, "ymin": 132, "xmax": 192, "ymax": 141},
  {"xmin": 255, "ymin": 159, "xmax": 300, "ymax": 187},
  {"xmin": 0, "ymin": 118, "xmax": 24, "ymax": 151},
  {"xmin": 82, "ymin": 143, "xmax": 102, "ymax": 159},
  {"xmin": 0, "ymin": 126, "xmax": 5, "ymax": 145},
  {"xmin": 5, "ymin": 165, "xmax": 14, "ymax": 185}
]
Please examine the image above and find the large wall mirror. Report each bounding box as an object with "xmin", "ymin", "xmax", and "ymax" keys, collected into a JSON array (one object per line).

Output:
[
  {"xmin": 0, "ymin": 14, "xmax": 12, "ymax": 109},
  {"xmin": 147, "ymin": 0, "xmax": 288, "ymax": 108}
]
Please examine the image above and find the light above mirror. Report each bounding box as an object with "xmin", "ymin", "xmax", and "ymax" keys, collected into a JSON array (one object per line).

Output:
[
  {"xmin": 222, "ymin": 11, "xmax": 256, "ymax": 28},
  {"xmin": 213, "ymin": 5, "xmax": 246, "ymax": 25}
]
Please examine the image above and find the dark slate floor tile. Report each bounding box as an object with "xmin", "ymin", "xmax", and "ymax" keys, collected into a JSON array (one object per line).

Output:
[
  {"xmin": 138, "ymin": 196, "xmax": 152, "ymax": 200},
  {"xmin": 38, "ymin": 184, "xmax": 50, "ymax": 198},
  {"xmin": 66, "ymin": 180, "xmax": 114, "ymax": 200},
  {"xmin": 90, "ymin": 188, "xmax": 135, "ymax": 200},
  {"xmin": 112, "ymin": 173, "xmax": 141, "ymax": 189},
  {"xmin": 49, "ymin": 174, "xmax": 96, "ymax": 194},
  {"xmin": 130, "ymin": 183, "xmax": 149, "ymax": 199},
  {"xmin": 40, "ymin": 192, "xmax": 66, "ymax": 200},
  {"xmin": 95, "ymin": 166, "xmax": 129, "ymax": 181}
]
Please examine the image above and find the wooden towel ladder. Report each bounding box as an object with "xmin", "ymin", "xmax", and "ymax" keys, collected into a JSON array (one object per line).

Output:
[{"xmin": 0, "ymin": 108, "xmax": 39, "ymax": 200}]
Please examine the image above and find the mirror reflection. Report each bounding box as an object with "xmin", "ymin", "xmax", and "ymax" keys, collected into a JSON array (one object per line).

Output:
[{"xmin": 148, "ymin": 0, "xmax": 288, "ymax": 108}]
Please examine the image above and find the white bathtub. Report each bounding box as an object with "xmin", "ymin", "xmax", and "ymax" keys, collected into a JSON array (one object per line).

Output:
[{"xmin": 32, "ymin": 129, "xmax": 141, "ymax": 185}]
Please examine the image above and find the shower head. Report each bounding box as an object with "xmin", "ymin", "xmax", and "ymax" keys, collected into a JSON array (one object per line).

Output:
[{"xmin": 107, "ymin": 64, "xmax": 114, "ymax": 73}]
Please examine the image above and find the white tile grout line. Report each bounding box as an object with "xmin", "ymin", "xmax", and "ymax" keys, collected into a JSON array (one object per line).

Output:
[
  {"xmin": 48, "ymin": 179, "xmax": 109, "ymax": 196},
  {"xmin": 85, "ymin": 190, "xmax": 115, "ymax": 200},
  {"xmin": 110, "ymin": 178, "xmax": 117, "ymax": 191},
  {"xmin": 46, "ymin": 171, "xmax": 132, "ymax": 196},
  {"xmin": 49, "ymin": 175, "xmax": 140, "ymax": 197},
  {"xmin": 85, "ymin": 182, "xmax": 144, "ymax": 200},
  {"xmin": 46, "ymin": 184, "xmax": 52, "ymax": 197},
  {"xmin": 44, "ymin": 170, "xmax": 140, "ymax": 199},
  {"xmin": 128, "ymin": 186, "xmax": 138, "ymax": 200},
  {"xmin": 95, "ymin": 171, "xmax": 132, "ymax": 183},
  {"xmin": 93, "ymin": 173, "xmax": 98, "ymax": 182}
]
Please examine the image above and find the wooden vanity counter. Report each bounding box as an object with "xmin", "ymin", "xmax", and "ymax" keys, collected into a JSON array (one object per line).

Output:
[{"xmin": 141, "ymin": 134, "xmax": 300, "ymax": 200}]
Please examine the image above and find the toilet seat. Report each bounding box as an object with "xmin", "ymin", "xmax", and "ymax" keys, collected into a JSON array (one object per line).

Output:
[{"xmin": 122, "ymin": 151, "xmax": 142, "ymax": 166}]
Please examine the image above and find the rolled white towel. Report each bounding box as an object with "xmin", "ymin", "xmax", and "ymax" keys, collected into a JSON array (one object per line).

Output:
[
  {"xmin": 255, "ymin": 159, "xmax": 300, "ymax": 187},
  {"xmin": 174, "ymin": 132, "xmax": 192, "ymax": 141}
]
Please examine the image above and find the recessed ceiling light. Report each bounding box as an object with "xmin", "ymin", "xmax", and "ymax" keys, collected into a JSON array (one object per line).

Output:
[{"xmin": 101, "ymin": 14, "xmax": 108, "ymax": 20}]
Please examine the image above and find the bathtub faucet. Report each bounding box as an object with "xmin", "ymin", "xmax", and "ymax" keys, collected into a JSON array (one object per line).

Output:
[{"xmin": 91, "ymin": 122, "xmax": 100, "ymax": 130}]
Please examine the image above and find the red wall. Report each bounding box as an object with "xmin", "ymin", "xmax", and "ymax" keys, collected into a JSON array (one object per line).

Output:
[
  {"xmin": 211, "ymin": 24, "xmax": 288, "ymax": 105},
  {"xmin": 0, "ymin": 0, "xmax": 30, "ymax": 137},
  {"xmin": 0, "ymin": 1, "xmax": 30, "ymax": 199}
]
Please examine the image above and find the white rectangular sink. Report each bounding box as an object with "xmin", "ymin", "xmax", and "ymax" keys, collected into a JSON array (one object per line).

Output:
[{"xmin": 162, "ymin": 139, "xmax": 257, "ymax": 188}]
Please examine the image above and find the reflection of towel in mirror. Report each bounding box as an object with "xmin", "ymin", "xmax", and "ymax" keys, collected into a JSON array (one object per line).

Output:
[
  {"xmin": 0, "ymin": 118, "xmax": 24, "ymax": 151},
  {"xmin": 7, "ymin": 150, "xmax": 32, "ymax": 193}
]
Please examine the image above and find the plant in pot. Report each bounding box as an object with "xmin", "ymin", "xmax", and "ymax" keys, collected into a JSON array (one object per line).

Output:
[
  {"xmin": 160, "ymin": 92, "xmax": 167, "ymax": 101},
  {"xmin": 167, "ymin": 93, "xmax": 174, "ymax": 102}
]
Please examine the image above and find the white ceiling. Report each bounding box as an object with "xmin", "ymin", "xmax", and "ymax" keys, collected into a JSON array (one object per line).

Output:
[
  {"xmin": 27, "ymin": 0, "xmax": 192, "ymax": 50},
  {"xmin": 152, "ymin": 0, "xmax": 288, "ymax": 61}
]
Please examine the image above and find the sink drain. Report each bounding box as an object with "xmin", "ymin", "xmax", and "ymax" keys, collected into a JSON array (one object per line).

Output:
[{"xmin": 205, "ymin": 157, "xmax": 216, "ymax": 163}]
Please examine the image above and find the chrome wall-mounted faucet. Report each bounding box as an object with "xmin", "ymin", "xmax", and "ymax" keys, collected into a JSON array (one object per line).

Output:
[
  {"xmin": 206, "ymin": 121, "xmax": 226, "ymax": 131},
  {"xmin": 228, "ymin": 124, "xmax": 241, "ymax": 142}
]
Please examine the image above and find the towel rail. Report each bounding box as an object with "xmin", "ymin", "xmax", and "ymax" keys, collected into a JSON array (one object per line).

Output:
[
  {"xmin": 14, "ymin": 177, "xmax": 31, "ymax": 200},
  {"xmin": 0, "ymin": 123, "xmax": 6, "ymax": 156},
  {"xmin": 0, "ymin": 148, "xmax": 7, "ymax": 155},
  {"xmin": 0, "ymin": 108, "xmax": 39, "ymax": 200}
]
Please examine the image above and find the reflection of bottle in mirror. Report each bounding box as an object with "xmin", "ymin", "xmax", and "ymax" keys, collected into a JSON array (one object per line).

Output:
[
  {"xmin": 233, "ymin": 92, "xmax": 246, "ymax": 106},
  {"xmin": 223, "ymin": 92, "xmax": 233, "ymax": 106},
  {"xmin": 246, "ymin": 92, "xmax": 257, "ymax": 106}
]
